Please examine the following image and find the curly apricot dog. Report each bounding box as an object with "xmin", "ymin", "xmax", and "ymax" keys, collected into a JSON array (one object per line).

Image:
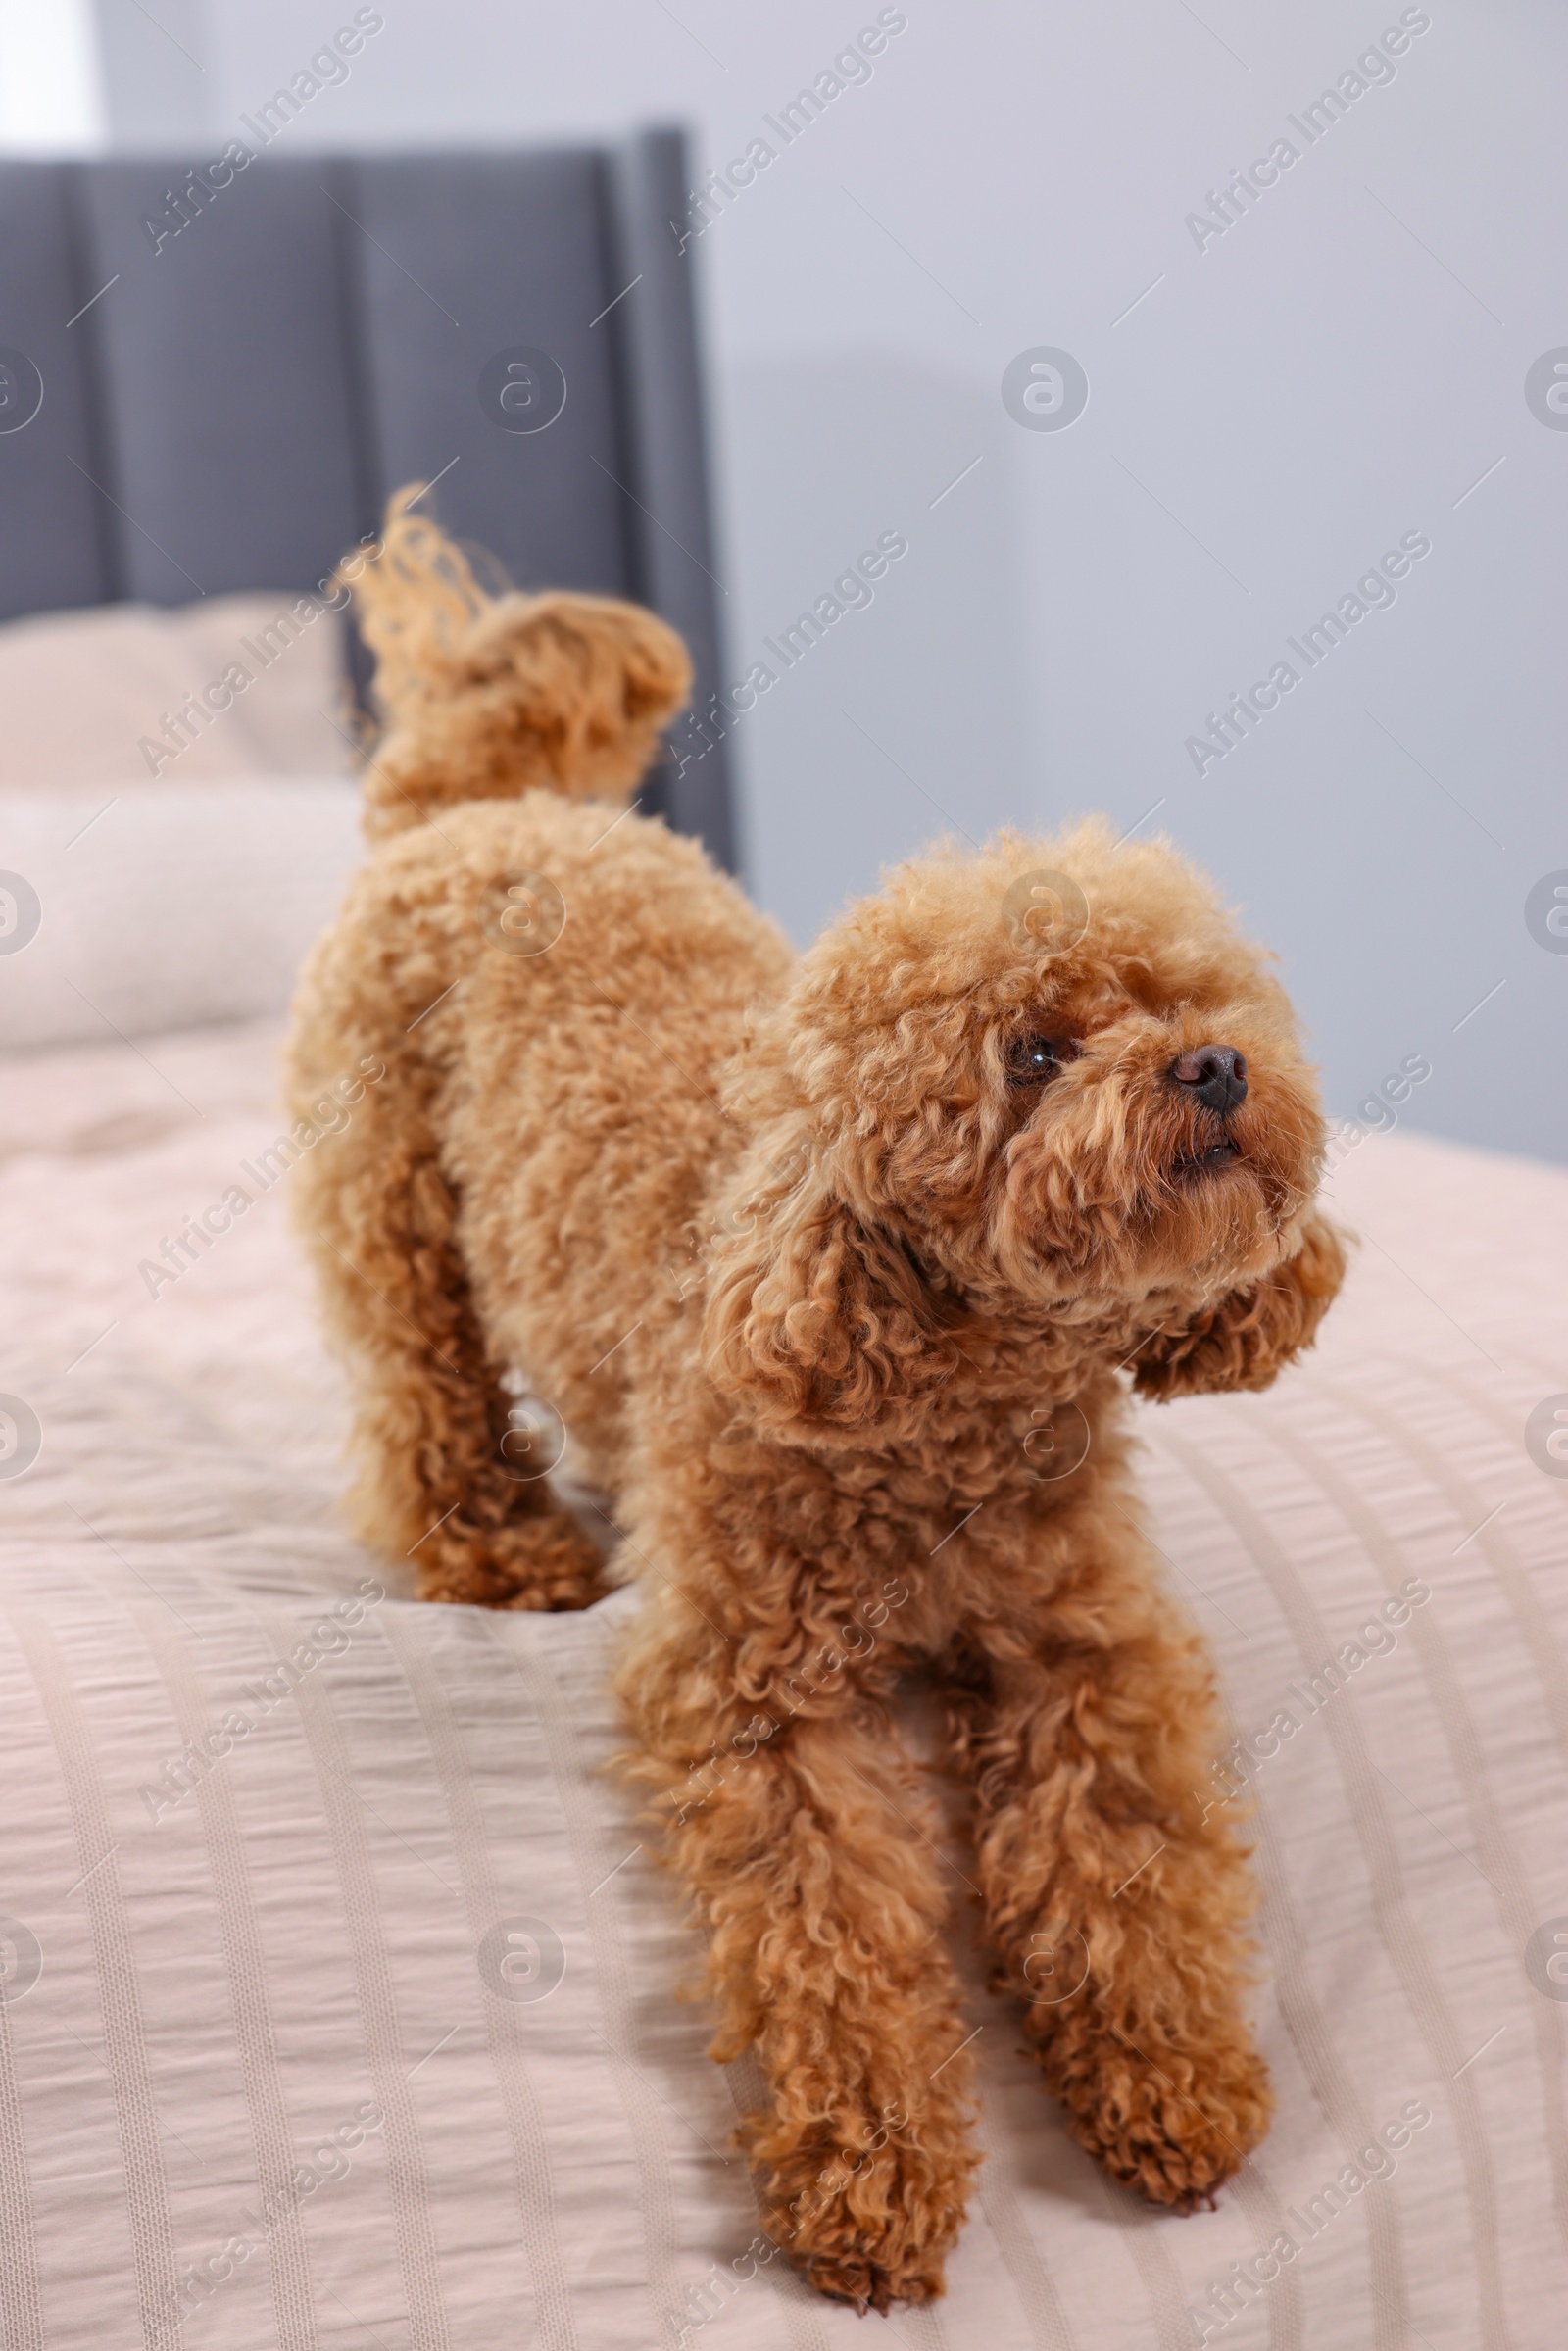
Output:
[{"xmin": 287, "ymin": 494, "xmax": 1344, "ymax": 2312}]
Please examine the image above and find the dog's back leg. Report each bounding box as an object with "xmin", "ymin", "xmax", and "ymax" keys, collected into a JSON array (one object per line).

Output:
[{"xmin": 290, "ymin": 1040, "xmax": 605, "ymax": 1610}]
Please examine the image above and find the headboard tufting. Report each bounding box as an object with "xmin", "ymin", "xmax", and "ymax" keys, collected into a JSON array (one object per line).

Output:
[{"xmin": 0, "ymin": 127, "xmax": 734, "ymax": 864}]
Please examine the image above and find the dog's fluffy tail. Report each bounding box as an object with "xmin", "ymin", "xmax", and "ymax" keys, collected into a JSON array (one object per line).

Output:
[{"xmin": 342, "ymin": 487, "xmax": 692, "ymax": 839}]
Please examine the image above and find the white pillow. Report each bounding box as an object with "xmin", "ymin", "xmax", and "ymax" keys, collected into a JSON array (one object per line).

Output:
[
  {"xmin": 0, "ymin": 782, "xmax": 362, "ymax": 1047},
  {"xmin": 0, "ymin": 595, "xmax": 357, "ymax": 787}
]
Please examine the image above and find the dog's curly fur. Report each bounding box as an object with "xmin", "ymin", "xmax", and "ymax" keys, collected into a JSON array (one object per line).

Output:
[{"xmin": 286, "ymin": 495, "xmax": 1346, "ymax": 2313}]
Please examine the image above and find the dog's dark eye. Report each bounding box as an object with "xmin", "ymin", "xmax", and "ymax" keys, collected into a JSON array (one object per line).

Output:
[{"xmin": 1005, "ymin": 1033, "xmax": 1068, "ymax": 1086}]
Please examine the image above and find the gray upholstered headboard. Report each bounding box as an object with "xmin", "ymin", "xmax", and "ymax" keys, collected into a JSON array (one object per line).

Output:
[{"xmin": 0, "ymin": 127, "xmax": 733, "ymax": 865}]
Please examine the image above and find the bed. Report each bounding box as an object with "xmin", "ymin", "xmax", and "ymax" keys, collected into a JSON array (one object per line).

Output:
[
  {"xmin": 1, "ymin": 122, "xmax": 1563, "ymax": 2351},
  {"xmin": 0, "ymin": 1001, "xmax": 1563, "ymax": 2350}
]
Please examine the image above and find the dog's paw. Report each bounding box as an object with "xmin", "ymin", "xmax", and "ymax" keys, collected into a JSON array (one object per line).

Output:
[
  {"xmin": 799, "ymin": 2240, "xmax": 942, "ymax": 2315},
  {"xmin": 1055, "ymin": 2028, "xmax": 1272, "ymax": 2211},
  {"xmin": 416, "ymin": 1512, "xmax": 606, "ymax": 1612},
  {"xmin": 760, "ymin": 2131, "xmax": 967, "ymax": 2312}
]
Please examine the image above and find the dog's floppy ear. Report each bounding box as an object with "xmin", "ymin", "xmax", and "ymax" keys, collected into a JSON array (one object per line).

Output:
[
  {"xmin": 1132, "ymin": 1213, "xmax": 1347, "ymax": 1402},
  {"xmin": 701, "ymin": 1124, "xmax": 946, "ymax": 1435}
]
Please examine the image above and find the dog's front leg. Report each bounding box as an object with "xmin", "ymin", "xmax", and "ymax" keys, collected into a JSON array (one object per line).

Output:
[
  {"xmin": 620, "ymin": 1611, "xmax": 979, "ymax": 2311},
  {"xmin": 946, "ymin": 1507, "xmax": 1271, "ymax": 2210},
  {"xmin": 700, "ymin": 1703, "xmax": 981, "ymax": 2309}
]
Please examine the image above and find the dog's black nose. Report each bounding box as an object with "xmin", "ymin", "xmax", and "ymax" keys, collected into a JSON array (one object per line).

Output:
[{"xmin": 1170, "ymin": 1044, "xmax": 1248, "ymax": 1114}]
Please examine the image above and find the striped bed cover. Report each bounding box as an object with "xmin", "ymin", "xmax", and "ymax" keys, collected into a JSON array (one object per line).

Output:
[{"xmin": 0, "ymin": 1017, "xmax": 1562, "ymax": 2351}]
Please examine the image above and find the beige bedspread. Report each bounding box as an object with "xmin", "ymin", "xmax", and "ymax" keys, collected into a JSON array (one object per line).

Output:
[{"xmin": 0, "ymin": 1019, "xmax": 1563, "ymax": 2350}]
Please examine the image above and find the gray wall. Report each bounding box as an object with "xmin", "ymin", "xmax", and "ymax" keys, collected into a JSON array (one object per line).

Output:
[{"xmin": 84, "ymin": 0, "xmax": 1568, "ymax": 1161}]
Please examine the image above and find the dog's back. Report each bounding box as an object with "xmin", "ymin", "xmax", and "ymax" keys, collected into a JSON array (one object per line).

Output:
[{"xmin": 285, "ymin": 495, "xmax": 789, "ymax": 1605}]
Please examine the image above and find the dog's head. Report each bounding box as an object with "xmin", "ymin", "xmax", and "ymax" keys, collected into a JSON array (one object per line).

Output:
[{"xmin": 705, "ymin": 821, "xmax": 1344, "ymax": 1435}]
